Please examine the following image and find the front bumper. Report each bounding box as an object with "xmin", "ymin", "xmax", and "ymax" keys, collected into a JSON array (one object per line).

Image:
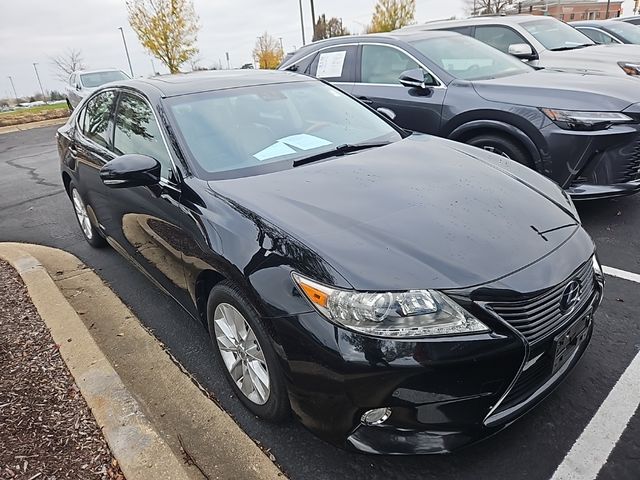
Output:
[
  {"xmin": 539, "ymin": 123, "xmax": 640, "ymax": 200},
  {"xmin": 269, "ymin": 231, "xmax": 604, "ymax": 454}
]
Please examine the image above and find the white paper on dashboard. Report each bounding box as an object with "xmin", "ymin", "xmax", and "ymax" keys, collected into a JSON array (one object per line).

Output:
[
  {"xmin": 253, "ymin": 142, "xmax": 296, "ymax": 161},
  {"xmin": 278, "ymin": 134, "xmax": 332, "ymax": 151},
  {"xmin": 316, "ymin": 51, "xmax": 346, "ymax": 78}
]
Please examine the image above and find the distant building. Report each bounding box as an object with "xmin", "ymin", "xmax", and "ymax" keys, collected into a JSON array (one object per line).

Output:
[{"xmin": 507, "ymin": 1, "xmax": 623, "ymax": 21}]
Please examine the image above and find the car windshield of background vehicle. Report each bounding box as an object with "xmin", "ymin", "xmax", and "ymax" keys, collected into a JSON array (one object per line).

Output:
[
  {"xmin": 80, "ymin": 71, "xmax": 129, "ymax": 88},
  {"xmin": 166, "ymin": 81, "xmax": 402, "ymax": 179},
  {"xmin": 605, "ymin": 21, "xmax": 640, "ymax": 43},
  {"xmin": 521, "ymin": 19, "xmax": 595, "ymax": 50},
  {"xmin": 410, "ymin": 35, "xmax": 533, "ymax": 81}
]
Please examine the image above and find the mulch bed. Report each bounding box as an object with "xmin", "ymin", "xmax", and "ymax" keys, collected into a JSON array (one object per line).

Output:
[
  {"xmin": 0, "ymin": 260, "xmax": 124, "ymax": 479},
  {"xmin": 0, "ymin": 109, "xmax": 69, "ymax": 128}
]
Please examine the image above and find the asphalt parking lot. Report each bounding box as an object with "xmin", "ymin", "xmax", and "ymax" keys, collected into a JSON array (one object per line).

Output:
[{"xmin": 1, "ymin": 125, "xmax": 638, "ymax": 480}]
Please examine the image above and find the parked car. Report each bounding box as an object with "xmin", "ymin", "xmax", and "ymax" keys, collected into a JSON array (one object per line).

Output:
[
  {"xmin": 65, "ymin": 69, "xmax": 130, "ymax": 109},
  {"xmin": 616, "ymin": 15, "xmax": 640, "ymax": 26},
  {"xmin": 58, "ymin": 70, "xmax": 604, "ymax": 454},
  {"xmin": 571, "ymin": 19, "xmax": 640, "ymax": 45},
  {"xmin": 402, "ymin": 15, "xmax": 640, "ymax": 78},
  {"xmin": 280, "ymin": 30, "xmax": 640, "ymax": 199}
]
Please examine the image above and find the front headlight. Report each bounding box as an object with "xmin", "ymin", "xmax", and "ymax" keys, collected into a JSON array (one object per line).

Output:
[
  {"xmin": 293, "ymin": 274, "xmax": 489, "ymax": 338},
  {"xmin": 618, "ymin": 61, "xmax": 640, "ymax": 76},
  {"xmin": 541, "ymin": 108, "xmax": 633, "ymax": 131}
]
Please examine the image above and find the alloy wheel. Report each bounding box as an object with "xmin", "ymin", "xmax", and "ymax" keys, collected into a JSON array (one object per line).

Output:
[
  {"xmin": 213, "ymin": 302, "xmax": 271, "ymax": 405},
  {"xmin": 72, "ymin": 189, "xmax": 93, "ymax": 240}
]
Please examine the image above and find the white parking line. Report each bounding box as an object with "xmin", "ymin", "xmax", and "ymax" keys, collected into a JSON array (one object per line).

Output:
[
  {"xmin": 603, "ymin": 266, "xmax": 640, "ymax": 284},
  {"xmin": 551, "ymin": 266, "xmax": 640, "ymax": 480}
]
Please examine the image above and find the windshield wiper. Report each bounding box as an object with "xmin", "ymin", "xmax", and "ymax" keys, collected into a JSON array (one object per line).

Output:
[
  {"xmin": 292, "ymin": 142, "xmax": 391, "ymax": 167},
  {"xmin": 550, "ymin": 43, "xmax": 593, "ymax": 51}
]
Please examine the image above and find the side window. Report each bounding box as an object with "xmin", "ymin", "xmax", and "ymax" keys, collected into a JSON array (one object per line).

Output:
[
  {"xmin": 307, "ymin": 45, "xmax": 357, "ymax": 82},
  {"xmin": 361, "ymin": 44, "xmax": 420, "ymax": 85},
  {"xmin": 447, "ymin": 26, "xmax": 473, "ymax": 36},
  {"xmin": 576, "ymin": 28, "xmax": 616, "ymax": 44},
  {"xmin": 475, "ymin": 25, "xmax": 530, "ymax": 54},
  {"xmin": 113, "ymin": 92, "xmax": 172, "ymax": 180},
  {"xmin": 82, "ymin": 90, "xmax": 116, "ymax": 148}
]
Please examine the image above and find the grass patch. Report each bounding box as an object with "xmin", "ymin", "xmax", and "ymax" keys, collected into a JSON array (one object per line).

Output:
[{"xmin": 0, "ymin": 103, "xmax": 69, "ymax": 127}]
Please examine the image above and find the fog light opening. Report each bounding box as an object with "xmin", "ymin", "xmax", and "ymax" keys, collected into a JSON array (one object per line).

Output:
[{"xmin": 361, "ymin": 407, "xmax": 391, "ymax": 426}]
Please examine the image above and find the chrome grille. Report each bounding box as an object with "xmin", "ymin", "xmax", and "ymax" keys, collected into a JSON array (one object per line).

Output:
[{"xmin": 488, "ymin": 261, "xmax": 595, "ymax": 345}]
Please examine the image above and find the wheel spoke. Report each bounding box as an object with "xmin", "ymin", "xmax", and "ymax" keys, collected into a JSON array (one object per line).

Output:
[
  {"xmin": 247, "ymin": 361, "xmax": 268, "ymax": 403},
  {"xmin": 216, "ymin": 333, "xmax": 237, "ymax": 352},
  {"xmin": 240, "ymin": 363, "xmax": 253, "ymax": 396},
  {"xmin": 214, "ymin": 316, "xmax": 237, "ymax": 344},
  {"xmin": 229, "ymin": 357, "xmax": 243, "ymax": 382}
]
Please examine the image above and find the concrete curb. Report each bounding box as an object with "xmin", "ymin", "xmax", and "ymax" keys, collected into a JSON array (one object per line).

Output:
[
  {"xmin": 0, "ymin": 117, "xmax": 67, "ymax": 135},
  {"xmin": 0, "ymin": 244, "xmax": 193, "ymax": 480}
]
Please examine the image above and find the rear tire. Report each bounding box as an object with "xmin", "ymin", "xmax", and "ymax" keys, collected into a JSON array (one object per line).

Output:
[
  {"xmin": 69, "ymin": 182, "xmax": 106, "ymax": 248},
  {"xmin": 466, "ymin": 133, "xmax": 533, "ymax": 168},
  {"xmin": 207, "ymin": 281, "xmax": 290, "ymax": 422}
]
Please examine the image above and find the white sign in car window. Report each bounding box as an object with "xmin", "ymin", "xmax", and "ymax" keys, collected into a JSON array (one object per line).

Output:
[{"xmin": 316, "ymin": 51, "xmax": 347, "ymax": 78}]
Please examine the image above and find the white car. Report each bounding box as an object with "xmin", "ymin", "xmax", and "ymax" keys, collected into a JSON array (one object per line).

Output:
[
  {"xmin": 65, "ymin": 69, "xmax": 130, "ymax": 109},
  {"xmin": 402, "ymin": 15, "xmax": 640, "ymax": 79}
]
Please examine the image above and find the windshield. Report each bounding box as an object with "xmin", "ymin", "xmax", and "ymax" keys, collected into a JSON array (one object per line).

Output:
[
  {"xmin": 606, "ymin": 21, "xmax": 640, "ymax": 43},
  {"xmin": 80, "ymin": 71, "xmax": 129, "ymax": 88},
  {"xmin": 410, "ymin": 35, "xmax": 533, "ymax": 80},
  {"xmin": 166, "ymin": 80, "xmax": 402, "ymax": 179},
  {"xmin": 521, "ymin": 19, "xmax": 595, "ymax": 50}
]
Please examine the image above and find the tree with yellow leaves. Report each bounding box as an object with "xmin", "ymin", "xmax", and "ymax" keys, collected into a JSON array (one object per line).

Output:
[
  {"xmin": 127, "ymin": 0, "xmax": 200, "ymax": 74},
  {"xmin": 367, "ymin": 0, "xmax": 416, "ymax": 33},
  {"xmin": 253, "ymin": 33, "xmax": 284, "ymax": 70}
]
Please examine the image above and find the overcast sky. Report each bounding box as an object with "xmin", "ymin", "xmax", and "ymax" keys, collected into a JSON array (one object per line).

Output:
[{"xmin": 1, "ymin": 0, "xmax": 636, "ymax": 98}]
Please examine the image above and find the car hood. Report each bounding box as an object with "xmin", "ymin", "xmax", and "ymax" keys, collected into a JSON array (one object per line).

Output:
[
  {"xmin": 208, "ymin": 135, "xmax": 580, "ymax": 291},
  {"xmin": 539, "ymin": 43, "xmax": 640, "ymax": 75},
  {"xmin": 471, "ymin": 69, "xmax": 640, "ymax": 111}
]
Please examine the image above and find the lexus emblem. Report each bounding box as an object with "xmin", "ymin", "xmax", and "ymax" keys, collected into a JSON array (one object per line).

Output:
[{"xmin": 560, "ymin": 280, "xmax": 581, "ymax": 313}]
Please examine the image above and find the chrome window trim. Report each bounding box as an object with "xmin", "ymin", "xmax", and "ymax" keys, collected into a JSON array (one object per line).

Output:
[
  {"xmin": 358, "ymin": 41, "xmax": 447, "ymax": 89},
  {"xmin": 281, "ymin": 42, "xmax": 357, "ymax": 71},
  {"xmin": 574, "ymin": 26, "xmax": 623, "ymax": 44}
]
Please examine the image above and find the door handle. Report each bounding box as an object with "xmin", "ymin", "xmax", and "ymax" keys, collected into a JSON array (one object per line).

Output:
[{"xmin": 357, "ymin": 96, "xmax": 373, "ymax": 105}]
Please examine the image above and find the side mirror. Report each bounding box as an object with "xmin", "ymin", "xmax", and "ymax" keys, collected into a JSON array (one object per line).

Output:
[
  {"xmin": 76, "ymin": 83, "xmax": 81, "ymax": 91},
  {"xmin": 508, "ymin": 43, "xmax": 535, "ymax": 60},
  {"xmin": 100, "ymin": 154, "xmax": 161, "ymax": 189},
  {"xmin": 399, "ymin": 68, "xmax": 437, "ymax": 89}
]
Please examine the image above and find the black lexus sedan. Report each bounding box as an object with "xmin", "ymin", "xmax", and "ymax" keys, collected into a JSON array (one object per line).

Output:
[
  {"xmin": 57, "ymin": 70, "xmax": 604, "ymax": 454},
  {"xmin": 279, "ymin": 29, "xmax": 640, "ymax": 199}
]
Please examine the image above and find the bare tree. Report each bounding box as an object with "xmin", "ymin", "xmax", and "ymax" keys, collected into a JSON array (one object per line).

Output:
[
  {"xmin": 50, "ymin": 49, "xmax": 87, "ymax": 82},
  {"xmin": 466, "ymin": 0, "xmax": 515, "ymax": 16},
  {"xmin": 313, "ymin": 14, "xmax": 350, "ymax": 41}
]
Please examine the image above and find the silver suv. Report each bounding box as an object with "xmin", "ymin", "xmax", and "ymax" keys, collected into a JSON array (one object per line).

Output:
[
  {"xmin": 65, "ymin": 69, "xmax": 130, "ymax": 110},
  {"xmin": 401, "ymin": 15, "xmax": 640, "ymax": 78}
]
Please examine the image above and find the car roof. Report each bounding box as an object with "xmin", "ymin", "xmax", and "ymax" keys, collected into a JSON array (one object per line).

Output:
[
  {"xmin": 102, "ymin": 69, "xmax": 313, "ymax": 98},
  {"xmin": 73, "ymin": 69, "xmax": 127, "ymax": 75},
  {"xmin": 400, "ymin": 14, "xmax": 555, "ymax": 31},
  {"xmin": 570, "ymin": 20, "xmax": 618, "ymax": 27},
  {"xmin": 281, "ymin": 29, "xmax": 461, "ymax": 66}
]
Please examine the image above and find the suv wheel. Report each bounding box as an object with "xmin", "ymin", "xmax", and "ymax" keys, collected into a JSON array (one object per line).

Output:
[{"xmin": 466, "ymin": 133, "xmax": 533, "ymax": 168}]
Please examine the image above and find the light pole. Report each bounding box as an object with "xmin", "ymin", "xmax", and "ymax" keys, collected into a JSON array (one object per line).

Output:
[
  {"xmin": 298, "ymin": 0, "xmax": 306, "ymax": 46},
  {"xmin": 7, "ymin": 76, "xmax": 17, "ymax": 100},
  {"xmin": 32, "ymin": 63, "xmax": 46, "ymax": 101},
  {"xmin": 279, "ymin": 37, "xmax": 284, "ymax": 52},
  {"xmin": 310, "ymin": 0, "xmax": 316, "ymax": 36},
  {"xmin": 605, "ymin": 0, "xmax": 611, "ymax": 18},
  {"xmin": 118, "ymin": 27, "xmax": 134, "ymax": 77}
]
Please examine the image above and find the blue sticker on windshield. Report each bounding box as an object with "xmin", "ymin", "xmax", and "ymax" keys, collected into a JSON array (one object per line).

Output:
[{"xmin": 278, "ymin": 134, "xmax": 332, "ymax": 151}]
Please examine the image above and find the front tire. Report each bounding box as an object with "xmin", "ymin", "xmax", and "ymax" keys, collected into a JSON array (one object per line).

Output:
[
  {"xmin": 69, "ymin": 183, "xmax": 106, "ymax": 248},
  {"xmin": 466, "ymin": 133, "xmax": 533, "ymax": 168},
  {"xmin": 207, "ymin": 281, "xmax": 290, "ymax": 421}
]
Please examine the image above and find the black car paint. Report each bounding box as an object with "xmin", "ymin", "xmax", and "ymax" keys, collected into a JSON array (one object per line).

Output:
[
  {"xmin": 279, "ymin": 31, "xmax": 640, "ymax": 199},
  {"xmin": 58, "ymin": 71, "xmax": 602, "ymax": 454}
]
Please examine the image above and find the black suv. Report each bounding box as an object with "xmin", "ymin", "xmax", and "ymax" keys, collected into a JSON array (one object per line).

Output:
[{"xmin": 280, "ymin": 30, "xmax": 640, "ymax": 199}]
